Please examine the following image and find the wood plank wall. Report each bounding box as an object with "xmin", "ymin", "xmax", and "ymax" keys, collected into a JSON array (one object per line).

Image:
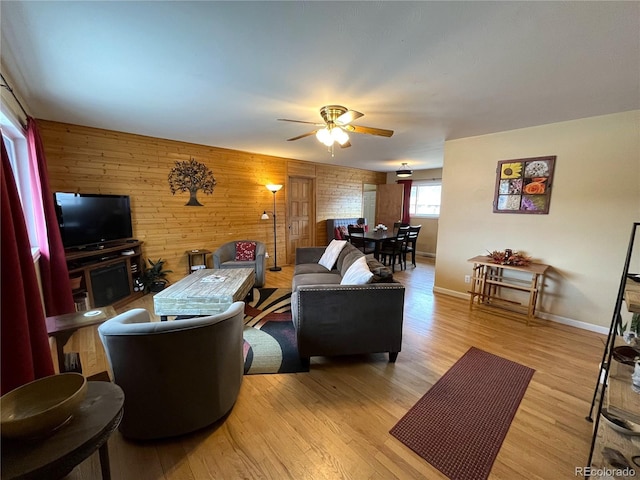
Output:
[{"xmin": 40, "ymin": 120, "xmax": 385, "ymax": 283}]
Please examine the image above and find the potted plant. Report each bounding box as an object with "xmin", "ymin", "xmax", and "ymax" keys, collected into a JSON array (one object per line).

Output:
[
  {"xmin": 143, "ymin": 258, "xmax": 172, "ymax": 293},
  {"xmin": 622, "ymin": 312, "xmax": 640, "ymax": 345}
]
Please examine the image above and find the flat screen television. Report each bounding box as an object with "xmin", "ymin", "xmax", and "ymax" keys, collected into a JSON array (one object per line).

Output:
[{"xmin": 54, "ymin": 192, "xmax": 133, "ymax": 249}]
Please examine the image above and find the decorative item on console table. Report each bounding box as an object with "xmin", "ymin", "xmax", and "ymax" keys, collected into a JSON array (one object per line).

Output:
[
  {"xmin": 486, "ymin": 249, "xmax": 531, "ymax": 266},
  {"xmin": 143, "ymin": 258, "xmax": 173, "ymax": 293}
]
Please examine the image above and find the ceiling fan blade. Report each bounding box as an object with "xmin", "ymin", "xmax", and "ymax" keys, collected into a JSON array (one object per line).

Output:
[
  {"xmin": 287, "ymin": 131, "xmax": 317, "ymax": 141},
  {"xmin": 278, "ymin": 118, "xmax": 324, "ymax": 126},
  {"xmin": 339, "ymin": 140, "xmax": 352, "ymax": 149},
  {"xmin": 344, "ymin": 124, "xmax": 394, "ymax": 137},
  {"xmin": 336, "ymin": 109, "xmax": 364, "ymax": 125}
]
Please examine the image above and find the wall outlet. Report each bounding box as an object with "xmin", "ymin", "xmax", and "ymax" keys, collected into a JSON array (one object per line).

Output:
[
  {"xmin": 265, "ymin": 252, "xmax": 270, "ymax": 258},
  {"xmin": 464, "ymin": 275, "xmax": 471, "ymax": 283}
]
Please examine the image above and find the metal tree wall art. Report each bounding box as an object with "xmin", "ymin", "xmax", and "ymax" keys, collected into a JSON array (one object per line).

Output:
[{"xmin": 168, "ymin": 158, "xmax": 217, "ymax": 206}]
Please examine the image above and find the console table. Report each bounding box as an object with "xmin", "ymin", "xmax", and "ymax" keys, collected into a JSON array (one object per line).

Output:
[{"xmin": 467, "ymin": 255, "xmax": 550, "ymax": 325}]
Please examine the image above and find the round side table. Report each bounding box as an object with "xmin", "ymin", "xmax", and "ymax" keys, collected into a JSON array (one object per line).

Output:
[{"xmin": 2, "ymin": 381, "xmax": 124, "ymax": 480}]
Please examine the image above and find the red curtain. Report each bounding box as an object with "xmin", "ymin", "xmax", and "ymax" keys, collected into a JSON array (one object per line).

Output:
[
  {"xmin": 1, "ymin": 138, "xmax": 54, "ymax": 394},
  {"xmin": 27, "ymin": 117, "xmax": 74, "ymax": 316},
  {"xmin": 397, "ymin": 179, "xmax": 413, "ymax": 224}
]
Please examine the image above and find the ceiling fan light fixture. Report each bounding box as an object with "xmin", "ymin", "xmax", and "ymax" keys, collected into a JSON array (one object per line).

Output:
[
  {"xmin": 316, "ymin": 128, "xmax": 333, "ymax": 146},
  {"xmin": 331, "ymin": 127, "xmax": 349, "ymax": 145},
  {"xmin": 396, "ymin": 163, "xmax": 413, "ymax": 177}
]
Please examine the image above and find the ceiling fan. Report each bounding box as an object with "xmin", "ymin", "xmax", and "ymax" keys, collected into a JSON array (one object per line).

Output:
[{"xmin": 278, "ymin": 105, "xmax": 393, "ymax": 152}]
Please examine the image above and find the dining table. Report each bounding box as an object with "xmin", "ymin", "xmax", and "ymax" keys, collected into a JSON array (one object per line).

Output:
[{"xmin": 349, "ymin": 229, "xmax": 398, "ymax": 260}]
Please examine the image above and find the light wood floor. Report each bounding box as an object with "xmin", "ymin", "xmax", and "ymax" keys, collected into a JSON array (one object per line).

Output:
[{"xmin": 62, "ymin": 257, "xmax": 606, "ymax": 479}]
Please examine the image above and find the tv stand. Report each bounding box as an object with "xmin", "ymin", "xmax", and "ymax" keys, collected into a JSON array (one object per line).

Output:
[{"xmin": 66, "ymin": 241, "xmax": 144, "ymax": 310}]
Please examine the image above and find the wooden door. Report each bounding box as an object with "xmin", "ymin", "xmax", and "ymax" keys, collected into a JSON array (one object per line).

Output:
[
  {"xmin": 375, "ymin": 184, "xmax": 404, "ymax": 227},
  {"xmin": 287, "ymin": 177, "xmax": 315, "ymax": 265}
]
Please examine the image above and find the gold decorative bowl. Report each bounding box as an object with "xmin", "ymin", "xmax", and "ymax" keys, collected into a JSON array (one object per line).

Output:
[{"xmin": 1, "ymin": 372, "xmax": 87, "ymax": 439}]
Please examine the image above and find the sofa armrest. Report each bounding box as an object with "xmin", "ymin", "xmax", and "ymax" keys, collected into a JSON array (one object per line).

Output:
[
  {"xmin": 295, "ymin": 247, "xmax": 326, "ymax": 265},
  {"xmin": 291, "ymin": 284, "xmax": 405, "ymax": 358},
  {"xmin": 213, "ymin": 242, "xmax": 236, "ymax": 267}
]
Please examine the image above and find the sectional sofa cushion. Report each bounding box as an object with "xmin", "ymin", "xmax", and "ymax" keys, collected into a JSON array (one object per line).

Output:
[
  {"xmin": 336, "ymin": 242, "xmax": 361, "ymax": 271},
  {"xmin": 292, "ymin": 272, "xmax": 342, "ymax": 291},
  {"xmin": 294, "ymin": 263, "xmax": 331, "ymax": 275}
]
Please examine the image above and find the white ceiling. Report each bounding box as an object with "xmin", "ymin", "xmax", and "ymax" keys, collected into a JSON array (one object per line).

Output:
[{"xmin": 1, "ymin": 1, "xmax": 638, "ymax": 173}]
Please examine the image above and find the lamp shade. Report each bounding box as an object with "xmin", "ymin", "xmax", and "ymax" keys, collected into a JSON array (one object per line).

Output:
[
  {"xmin": 266, "ymin": 184, "xmax": 283, "ymax": 193},
  {"xmin": 261, "ymin": 211, "xmax": 269, "ymax": 220},
  {"xmin": 396, "ymin": 163, "xmax": 413, "ymax": 177},
  {"xmin": 315, "ymin": 128, "xmax": 333, "ymax": 146},
  {"xmin": 331, "ymin": 127, "xmax": 349, "ymax": 146}
]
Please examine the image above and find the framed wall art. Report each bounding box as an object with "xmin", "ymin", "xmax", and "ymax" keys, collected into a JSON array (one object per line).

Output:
[{"xmin": 493, "ymin": 156, "xmax": 556, "ymax": 214}]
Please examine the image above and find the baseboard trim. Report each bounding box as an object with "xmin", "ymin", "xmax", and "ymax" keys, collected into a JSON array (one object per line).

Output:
[
  {"xmin": 432, "ymin": 287, "xmax": 608, "ymax": 334},
  {"xmin": 432, "ymin": 286, "xmax": 468, "ymax": 300},
  {"xmin": 536, "ymin": 312, "xmax": 609, "ymax": 335}
]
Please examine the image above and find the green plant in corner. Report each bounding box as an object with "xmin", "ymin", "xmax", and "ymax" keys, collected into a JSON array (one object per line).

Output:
[
  {"xmin": 619, "ymin": 312, "xmax": 640, "ymax": 341},
  {"xmin": 143, "ymin": 258, "xmax": 173, "ymax": 293},
  {"xmin": 631, "ymin": 312, "xmax": 640, "ymax": 336}
]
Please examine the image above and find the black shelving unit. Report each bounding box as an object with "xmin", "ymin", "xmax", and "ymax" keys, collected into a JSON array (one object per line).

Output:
[{"xmin": 585, "ymin": 222, "xmax": 640, "ymax": 478}]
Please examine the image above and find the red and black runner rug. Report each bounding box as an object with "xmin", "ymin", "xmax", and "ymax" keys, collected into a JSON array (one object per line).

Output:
[{"xmin": 390, "ymin": 347, "xmax": 534, "ymax": 480}]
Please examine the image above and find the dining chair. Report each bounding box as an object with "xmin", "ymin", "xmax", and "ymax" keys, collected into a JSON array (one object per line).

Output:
[
  {"xmin": 405, "ymin": 225, "xmax": 422, "ymax": 267},
  {"xmin": 347, "ymin": 225, "xmax": 375, "ymax": 255},
  {"xmin": 380, "ymin": 226, "xmax": 409, "ymax": 272},
  {"xmin": 393, "ymin": 222, "xmax": 409, "ymax": 233}
]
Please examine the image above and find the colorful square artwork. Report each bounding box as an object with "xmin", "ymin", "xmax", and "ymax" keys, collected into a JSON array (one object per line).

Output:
[{"xmin": 493, "ymin": 156, "xmax": 555, "ymax": 214}]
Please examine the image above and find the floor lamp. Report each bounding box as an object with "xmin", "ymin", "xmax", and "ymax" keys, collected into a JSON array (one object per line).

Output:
[{"xmin": 262, "ymin": 184, "xmax": 283, "ymax": 271}]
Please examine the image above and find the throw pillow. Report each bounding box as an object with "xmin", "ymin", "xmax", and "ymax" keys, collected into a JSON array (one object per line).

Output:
[
  {"xmin": 235, "ymin": 241, "xmax": 256, "ymax": 261},
  {"xmin": 318, "ymin": 239, "xmax": 347, "ymax": 270},
  {"xmin": 365, "ymin": 257, "xmax": 394, "ymax": 283},
  {"xmin": 341, "ymin": 255, "xmax": 374, "ymax": 285},
  {"xmin": 334, "ymin": 227, "xmax": 343, "ymax": 240}
]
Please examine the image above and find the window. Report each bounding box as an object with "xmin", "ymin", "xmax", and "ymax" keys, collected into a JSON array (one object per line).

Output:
[
  {"xmin": 409, "ymin": 182, "xmax": 442, "ymax": 217},
  {"xmin": 1, "ymin": 108, "xmax": 39, "ymax": 252}
]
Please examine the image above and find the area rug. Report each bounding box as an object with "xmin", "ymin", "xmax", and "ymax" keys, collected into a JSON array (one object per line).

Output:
[
  {"xmin": 243, "ymin": 288, "xmax": 308, "ymax": 375},
  {"xmin": 389, "ymin": 347, "xmax": 535, "ymax": 480}
]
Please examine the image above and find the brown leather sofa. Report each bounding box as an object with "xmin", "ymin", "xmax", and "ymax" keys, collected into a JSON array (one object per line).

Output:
[{"xmin": 291, "ymin": 242, "xmax": 405, "ymax": 366}]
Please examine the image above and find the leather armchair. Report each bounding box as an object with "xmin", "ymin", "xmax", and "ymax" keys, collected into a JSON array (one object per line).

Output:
[
  {"xmin": 213, "ymin": 240, "xmax": 266, "ymax": 287},
  {"xmin": 98, "ymin": 302, "xmax": 245, "ymax": 439}
]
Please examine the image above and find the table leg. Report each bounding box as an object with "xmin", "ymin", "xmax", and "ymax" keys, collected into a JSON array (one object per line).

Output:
[
  {"xmin": 52, "ymin": 331, "xmax": 75, "ymax": 373},
  {"xmin": 99, "ymin": 441, "xmax": 112, "ymax": 480},
  {"xmin": 526, "ymin": 273, "xmax": 540, "ymax": 326}
]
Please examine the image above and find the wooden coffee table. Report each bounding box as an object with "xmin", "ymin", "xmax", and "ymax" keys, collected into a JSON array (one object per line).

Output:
[{"xmin": 153, "ymin": 268, "xmax": 254, "ymax": 320}]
